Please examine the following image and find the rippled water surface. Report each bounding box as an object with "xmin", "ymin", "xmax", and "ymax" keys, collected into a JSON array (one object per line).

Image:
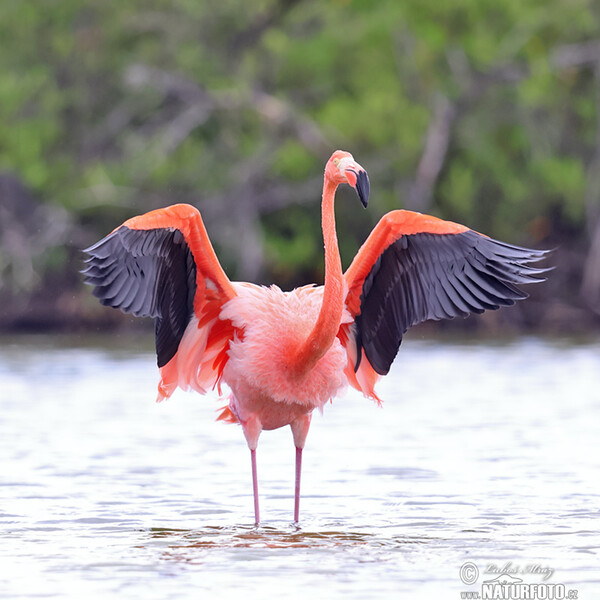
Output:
[{"xmin": 1, "ymin": 336, "xmax": 599, "ymax": 598}]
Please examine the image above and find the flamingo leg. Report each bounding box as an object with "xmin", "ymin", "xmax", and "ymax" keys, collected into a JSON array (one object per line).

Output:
[
  {"xmin": 290, "ymin": 413, "xmax": 312, "ymax": 524},
  {"xmin": 240, "ymin": 414, "xmax": 262, "ymax": 525},
  {"xmin": 250, "ymin": 448, "xmax": 260, "ymax": 525},
  {"xmin": 294, "ymin": 446, "xmax": 302, "ymax": 523}
]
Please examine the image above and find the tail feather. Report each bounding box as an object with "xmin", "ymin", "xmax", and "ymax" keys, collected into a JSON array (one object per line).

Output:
[{"xmin": 216, "ymin": 405, "xmax": 238, "ymax": 424}]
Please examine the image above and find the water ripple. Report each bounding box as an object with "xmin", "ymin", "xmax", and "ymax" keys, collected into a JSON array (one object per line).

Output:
[{"xmin": 1, "ymin": 337, "xmax": 599, "ymax": 599}]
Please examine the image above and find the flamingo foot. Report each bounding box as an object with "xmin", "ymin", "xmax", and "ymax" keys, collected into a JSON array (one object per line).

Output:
[
  {"xmin": 250, "ymin": 448, "xmax": 260, "ymax": 525},
  {"xmin": 294, "ymin": 446, "xmax": 302, "ymax": 523}
]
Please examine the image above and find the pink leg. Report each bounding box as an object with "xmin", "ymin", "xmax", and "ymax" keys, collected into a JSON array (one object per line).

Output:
[
  {"xmin": 239, "ymin": 413, "xmax": 262, "ymax": 525},
  {"xmin": 250, "ymin": 448, "xmax": 260, "ymax": 525},
  {"xmin": 290, "ymin": 413, "xmax": 312, "ymax": 524},
  {"xmin": 294, "ymin": 446, "xmax": 302, "ymax": 523}
]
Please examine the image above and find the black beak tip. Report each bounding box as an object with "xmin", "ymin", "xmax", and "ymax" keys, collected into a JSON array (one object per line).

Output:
[{"xmin": 356, "ymin": 170, "xmax": 370, "ymax": 208}]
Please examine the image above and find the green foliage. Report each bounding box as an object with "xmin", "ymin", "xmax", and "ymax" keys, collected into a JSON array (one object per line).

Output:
[
  {"xmin": 272, "ymin": 141, "xmax": 316, "ymax": 181},
  {"xmin": 0, "ymin": 0, "xmax": 597, "ymax": 296},
  {"xmin": 263, "ymin": 205, "xmax": 320, "ymax": 279}
]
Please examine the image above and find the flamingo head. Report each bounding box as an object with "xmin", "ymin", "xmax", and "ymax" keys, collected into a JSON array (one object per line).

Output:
[{"xmin": 326, "ymin": 150, "xmax": 370, "ymax": 208}]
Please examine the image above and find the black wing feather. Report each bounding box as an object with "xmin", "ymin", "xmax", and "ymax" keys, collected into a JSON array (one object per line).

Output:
[
  {"xmin": 354, "ymin": 230, "xmax": 550, "ymax": 376},
  {"xmin": 83, "ymin": 226, "xmax": 197, "ymax": 368}
]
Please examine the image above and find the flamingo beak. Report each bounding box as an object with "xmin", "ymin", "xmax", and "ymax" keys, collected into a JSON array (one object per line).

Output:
[
  {"xmin": 339, "ymin": 157, "xmax": 370, "ymax": 208},
  {"xmin": 354, "ymin": 168, "xmax": 370, "ymax": 208}
]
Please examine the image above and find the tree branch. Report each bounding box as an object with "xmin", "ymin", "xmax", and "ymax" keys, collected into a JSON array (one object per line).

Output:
[
  {"xmin": 123, "ymin": 64, "xmax": 330, "ymax": 157},
  {"xmin": 407, "ymin": 95, "xmax": 456, "ymax": 212},
  {"xmin": 408, "ymin": 40, "xmax": 600, "ymax": 214},
  {"xmin": 231, "ymin": 0, "xmax": 304, "ymax": 55}
]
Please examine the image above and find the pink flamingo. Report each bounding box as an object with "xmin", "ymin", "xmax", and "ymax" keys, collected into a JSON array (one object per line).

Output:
[{"xmin": 84, "ymin": 150, "xmax": 548, "ymax": 524}]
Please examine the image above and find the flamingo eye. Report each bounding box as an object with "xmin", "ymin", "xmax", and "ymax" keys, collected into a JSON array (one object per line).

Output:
[{"xmin": 333, "ymin": 158, "xmax": 340, "ymax": 167}]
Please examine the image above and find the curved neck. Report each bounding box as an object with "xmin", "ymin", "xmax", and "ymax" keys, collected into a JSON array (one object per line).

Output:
[{"xmin": 292, "ymin": 178, "xmax": 344, "ymax": 376}]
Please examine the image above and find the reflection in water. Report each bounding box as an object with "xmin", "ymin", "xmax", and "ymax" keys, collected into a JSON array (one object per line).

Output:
[
  {"xmin": 1, "ymin": 337, "xmax": 599, "ymax": 598},
  {"xmin": 148, "ymin": 525, "xmax": 376, "ymax": 550}
]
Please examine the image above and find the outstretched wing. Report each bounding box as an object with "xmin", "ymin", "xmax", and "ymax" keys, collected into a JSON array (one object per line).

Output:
[
  {"xmin": 83, "ymin": 203, "xmax": 237, "ymax": 399},
  {"xmin": 340, "ymin": 210, "xmax": 550, "ymax": 396}
]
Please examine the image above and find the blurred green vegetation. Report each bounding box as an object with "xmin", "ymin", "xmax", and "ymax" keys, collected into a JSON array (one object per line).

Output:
[{"xmin": 1, "ymin": 0, "xmax": 599, "ymax": 331}]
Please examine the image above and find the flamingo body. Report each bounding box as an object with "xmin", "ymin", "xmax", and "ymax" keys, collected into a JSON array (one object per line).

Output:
[
  {"xmin": 223, "ymin": 283, "xmax": 350, "ymax": 409},
  {"xmin": 83, "ymin": 150, "xmax": 550, "ymax": 524}
]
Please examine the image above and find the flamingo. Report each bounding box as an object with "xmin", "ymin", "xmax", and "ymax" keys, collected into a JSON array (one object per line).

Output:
[{"xmin": 83, "ymin": 150, "xmax": 549, "ymax": 524}]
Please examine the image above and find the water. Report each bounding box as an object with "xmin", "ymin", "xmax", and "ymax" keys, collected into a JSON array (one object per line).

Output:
[{"xmin": 1, "ymin": 336, "xmax": 599, "ymax": 598}]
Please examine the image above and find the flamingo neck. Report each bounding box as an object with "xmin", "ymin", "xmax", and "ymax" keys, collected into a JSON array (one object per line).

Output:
[{"xmin": 292, "ymin": 178, "xmax": 344, "ymax": 376}]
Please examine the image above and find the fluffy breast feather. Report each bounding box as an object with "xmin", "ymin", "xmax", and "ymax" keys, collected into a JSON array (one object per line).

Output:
[{"xmin": 220, "ymin": 283, "xmax": 351, "ymax": 408}]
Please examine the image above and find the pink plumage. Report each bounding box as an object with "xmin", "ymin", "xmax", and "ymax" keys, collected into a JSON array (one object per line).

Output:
[
  {"xmin": 223, "ymin": 283, "xmax": 351, "ymax": 411},
  {"xmin": 84, "ymin": 150, "xmax": 549, "ymax": 524}
]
